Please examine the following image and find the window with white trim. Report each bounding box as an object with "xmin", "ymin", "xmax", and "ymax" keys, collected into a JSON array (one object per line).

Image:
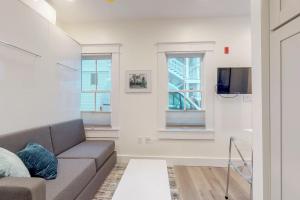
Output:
[
  {"xmin": 81, "ymin": 55, "xmax": 112, "ymax": 126},
  {"xmin": 166, "ymin": 53, "xmax": 205, "ymax": 127}
]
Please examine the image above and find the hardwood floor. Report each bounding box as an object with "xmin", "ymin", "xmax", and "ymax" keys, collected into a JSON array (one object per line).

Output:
[{"xmin": 174, "ymin": 166, "xmax": 250, "ymax": 200}]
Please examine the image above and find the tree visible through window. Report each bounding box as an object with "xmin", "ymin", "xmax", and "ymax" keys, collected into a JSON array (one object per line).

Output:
[
  {"xmin": 168, "ymin": 55, "xmax": 202, "ymax": 111},
  {"xmin": 81, "ymin": 56, "xmax": 112, "ymax": 112}
]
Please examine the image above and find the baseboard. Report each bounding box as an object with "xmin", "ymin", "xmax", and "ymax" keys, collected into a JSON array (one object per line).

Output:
[{"xmin": 117, "ymin": 154, "xmax": 248, "ymax": 167}]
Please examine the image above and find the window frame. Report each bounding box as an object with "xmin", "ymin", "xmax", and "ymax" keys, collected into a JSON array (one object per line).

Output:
[
  {"xmin": 80, "ymin": 44, "xmax": 121, "ymax": 137},
  {"xmin": 81, "ymin": 54, "xmax": 112, "ymax": 113},
  {"xmin": 166, "ymin": 53, "xmax": 205, "ymax": 112},
  {"xmin": 156, "ymin": 41, "xmax": 215, "ymax": 139}
]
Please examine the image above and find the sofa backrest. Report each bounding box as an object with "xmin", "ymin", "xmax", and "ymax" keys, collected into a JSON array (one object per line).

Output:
[
  {"xmin": 0, "ymin": 126, "xmax": 53, "ymax": 153},
  {"xmin": 50, "ymin": 119, "xmax": 85, "ymax": 155}
]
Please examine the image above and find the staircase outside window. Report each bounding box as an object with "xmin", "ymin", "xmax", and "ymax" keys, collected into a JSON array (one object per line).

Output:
[{"xmin": 167, "ymin": 54, "xmax": 205, "ymax": 127}]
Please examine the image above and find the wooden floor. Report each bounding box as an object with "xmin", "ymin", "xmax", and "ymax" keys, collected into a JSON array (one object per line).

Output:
[{"xmin": 174, "ymin": 166, "xmax": 250, "ymax": 200}]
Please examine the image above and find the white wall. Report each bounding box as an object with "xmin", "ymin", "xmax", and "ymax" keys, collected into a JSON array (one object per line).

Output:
[
  {"xmin": 62, "ymin": 17, "xmax": 252, "ymax": 165},
  {"xmin": 251, "ymin": 0, "xmax": 270, "ymax": 199},
  {"xmin": 20, "ymin": 0, "xmax": 56, "ymax": 24},
  {"xmin": 0, "ymin": 0, "xmax": 81, "ymax": 134}
]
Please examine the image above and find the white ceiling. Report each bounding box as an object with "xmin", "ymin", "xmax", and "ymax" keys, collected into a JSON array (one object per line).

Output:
[{"xmin": 48, "ymin": 0, "xmax": 250, "ymax": 24}]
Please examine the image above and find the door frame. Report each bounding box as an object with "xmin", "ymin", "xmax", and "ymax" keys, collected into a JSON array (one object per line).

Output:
[
  {"xmin": 270, "ymin": 16, "xmax": 300, "ymax": 200},
  {"xmin": 270, "ymin": 0, "xmax": 300, "ymax": 30}
]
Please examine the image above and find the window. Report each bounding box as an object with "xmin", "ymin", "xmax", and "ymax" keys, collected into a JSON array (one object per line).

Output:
[
  {"xmin": 81, "ymin": 55, "xmax": 112, "ymax": 112},
  {"xmin": 166, "ymin": 54, "xmax": 205, "ymax": 127},
  {"xmin": 168, "ymin": 54, "xmax": 203, "ymax": 111},
  {"xmin": 157, "ymin": 42, "xmax": 215, "ymax": 138},
  {"xmin": 81, "ymin": 55, "xmax": 112, "ymax": 127}
]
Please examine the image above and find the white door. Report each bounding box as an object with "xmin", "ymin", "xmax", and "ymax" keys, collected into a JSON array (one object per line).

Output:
[
  {"xmin": 270, "ymin": 0, "xmax": 300, "ymax": 30},
  {"xmin": 270, "ymin": 16, "xmax": 300, "ymax": 200}
]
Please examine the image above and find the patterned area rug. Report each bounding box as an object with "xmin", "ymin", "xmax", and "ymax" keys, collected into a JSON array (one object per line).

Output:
[{"xmin": 92, "ymin": 164, "xmax": 181, "ymax": 200}]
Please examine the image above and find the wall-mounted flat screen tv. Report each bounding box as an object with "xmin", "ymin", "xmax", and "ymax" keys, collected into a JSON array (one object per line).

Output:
[{"xmin": 217, "ymin": 67, "xmax": 252, "ymax": 94}]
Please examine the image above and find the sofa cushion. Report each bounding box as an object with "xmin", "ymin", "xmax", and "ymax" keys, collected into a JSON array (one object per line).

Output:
[
  {"xmin": 57, "ymin": 141, "xmax": 115, "ymax": 170},
  {"xmin": 17, "ymin": 143, "xmax": 58, "ymax": 180},
  {"xmin": 46, "ymin": 159, "xmax": 96, "ymax": 200},
  {"xmin": 0, "ymin": 126, "xmax": 53, "ymax": 153},
  {"xmin": 50, "ymin": 119, "xmax": 85, "ymax": 155},
  {"xmin": 0, "ymin": 147, "xmax": 30, "ymax": 178}
]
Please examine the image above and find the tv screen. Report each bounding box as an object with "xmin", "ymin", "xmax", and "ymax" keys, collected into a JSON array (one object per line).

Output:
[{"xmin": 217, "ymin": 67, "xmax": 252, "ymax": 94}]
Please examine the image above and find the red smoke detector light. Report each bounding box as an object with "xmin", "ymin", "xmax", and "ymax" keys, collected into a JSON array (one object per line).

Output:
[{"xmin": 224, "ymin": 47, "xmax": 230, "ymax": 54}]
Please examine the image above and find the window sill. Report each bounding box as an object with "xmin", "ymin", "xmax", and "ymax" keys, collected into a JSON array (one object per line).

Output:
[
  {"xmin": 85, "ymin": 127, "xmax": 120, "ymax": 138},
  {"xmin": 166, "ymin": 110, "xmax": 206, "ymax": 113},
  {"xmin": 85, "ymin": 126, "xmax": 119, "ymax": 131},
  {"xmin": 158, "ymin": 128, "xmax": 215, "ymax": 140},
  {"xmin": 81, "ymin": 111, "xmax": 111, "ymax": 114}
]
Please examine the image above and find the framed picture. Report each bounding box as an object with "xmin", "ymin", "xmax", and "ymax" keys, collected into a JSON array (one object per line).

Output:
[{"xmin": 126, "ymin": 70, "xmax": 152, "ymax": 93}]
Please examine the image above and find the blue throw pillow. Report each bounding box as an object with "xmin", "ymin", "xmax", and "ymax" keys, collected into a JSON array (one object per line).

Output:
[{"xmin": 17, "ymin": 143, "xmax": 58, "ymax": 180}]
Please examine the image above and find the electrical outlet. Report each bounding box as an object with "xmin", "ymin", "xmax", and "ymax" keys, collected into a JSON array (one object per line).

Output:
[{"xmin": 145, "ymin": 137, "xmax": 152, "ymax": 144}]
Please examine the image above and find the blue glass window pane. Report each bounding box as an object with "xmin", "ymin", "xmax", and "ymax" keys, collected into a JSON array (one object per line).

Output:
[
  {"xmin": 168, "ymin": 58, "xmax": 185, "ymax": 90},
  {"xmin": 186, "ymin": 83, "xmax": 201, "ymax": 91},
  {"xmin": 82, "ymin": 60, "xmax": 96, "ymax": 72},
  {"xmin": 168, "ymin": 92, "xmax": 185, "ymax": 110},
  {"xmin": 80, "ymin": 93, "xmax": 95, "ymax": 111},
  {"xmin": 96, "ymin": 93, "xmax": 111, "ymax": 112},
  {"xmin": 186, "ymin": 92, "xmax": 201, "ymax": 110},
  {"xmin": 97, "ymin": 59, "xmax": 112, "ymax": 90},
  {"xmin": 187, "ymin": 57, "xmax": 201, "ymax": 80},
  {"xmin": 97, "ymin": 71, "xmax": 111, "ymax": 90},
  {"xmin": 82, "ymin": 72, "xmax": 97, "ymax": 91}
]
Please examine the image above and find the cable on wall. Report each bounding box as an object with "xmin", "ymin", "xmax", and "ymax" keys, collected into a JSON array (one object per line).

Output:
[
  {"xmin": 215, "ymin": 85, "xmax": 239, "ymax": 98},
  {"xmin": 0, "ymin": 40, "xmax": 42, "ymax": 58},
  {"xmin": 56, "ymin": 62, "xmax": 78, "ymax": 71}
]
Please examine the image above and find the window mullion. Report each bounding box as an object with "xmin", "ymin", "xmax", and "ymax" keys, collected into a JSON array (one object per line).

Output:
[
  {"xmin": 81, "ymin": 60, "xmax": 83, "ymax": 92},
  {"xmin": 96, "ymin": 59, "xmax": 98, "ymax": 91},
  {"xmin": 95, "ymin": 60, "xmax": 98, "ymax": 111},
  {"xmin": 182, "ymin": 88, "xmax": 185, "ymax": 111},
  {"xmin": 184, "ymin": 58, "xmax": 188, "ymax": 111},
  {"xmin": 94, "ymin": 92, "xmax": 97, "ymax": 112}
]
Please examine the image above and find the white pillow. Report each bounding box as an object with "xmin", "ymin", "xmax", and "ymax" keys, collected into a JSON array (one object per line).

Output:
[{"xmin": 0, "ymin": 147, "xmax": 30, "ymax": 177}]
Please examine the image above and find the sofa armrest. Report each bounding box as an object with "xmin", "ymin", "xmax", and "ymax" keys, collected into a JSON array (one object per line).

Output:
[{"xmin": 0, "ymin": 177, "xmax": 46, "ymax": 200}]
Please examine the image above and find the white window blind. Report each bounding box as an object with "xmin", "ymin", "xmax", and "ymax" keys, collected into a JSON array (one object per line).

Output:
[
  {"xmin": 166, "ymin": 111, "xmax": 205, "ymax": 127},
  {"xmin": 81, "ymin": 112, "xmax": 111, "ymax": 127}
]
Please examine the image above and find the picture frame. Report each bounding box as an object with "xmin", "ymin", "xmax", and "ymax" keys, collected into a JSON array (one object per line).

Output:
[{"xmin": 125, "ymin": 70, "xmax": 152, "ymax": 93}]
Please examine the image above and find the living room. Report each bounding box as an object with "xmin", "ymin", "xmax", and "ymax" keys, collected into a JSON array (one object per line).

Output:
[{"xmin": 1, "ymin": 0, "xmax": 299, "ymax": 200}]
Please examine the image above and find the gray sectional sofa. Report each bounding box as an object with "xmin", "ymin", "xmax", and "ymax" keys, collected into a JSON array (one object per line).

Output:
[{"xmin": 0, "ymin": 119, "xmax": 116, "ymax": 200}]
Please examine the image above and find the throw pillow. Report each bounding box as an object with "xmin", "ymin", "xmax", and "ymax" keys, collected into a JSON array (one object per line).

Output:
[
  {"xmin": 0, "ymin": 147, "xmax": 31, "ymax": 178},
  {"xmin": 17, "ymin": 143, "xmax": 58, "ymax": 180}
]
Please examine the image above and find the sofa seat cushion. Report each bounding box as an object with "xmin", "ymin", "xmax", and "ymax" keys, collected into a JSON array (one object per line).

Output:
[
  {"xmin": 46, "ymin": 159, "xmax": 96, "ymax": 200},
  {"xmin": 57, "ymin": 141, "xmax": 115, "ymax": 170}
]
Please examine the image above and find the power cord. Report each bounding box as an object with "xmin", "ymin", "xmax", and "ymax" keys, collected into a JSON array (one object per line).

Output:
[{"xmin": 215, "ymin": 85, "xmax": 239, "ymax": 98}]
